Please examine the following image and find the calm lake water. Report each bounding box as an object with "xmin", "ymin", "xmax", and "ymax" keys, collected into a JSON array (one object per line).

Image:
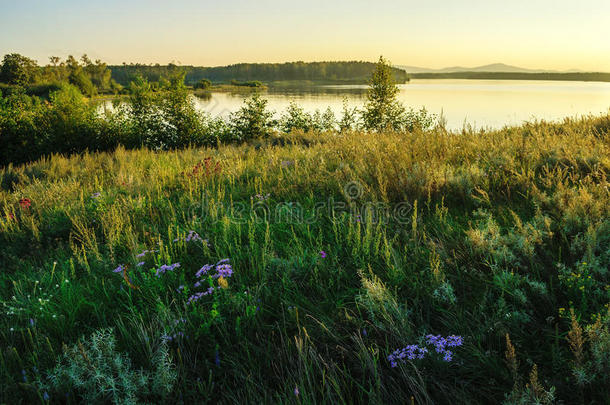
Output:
[{"xmin": 193, "ymin": 79, "xmax": 610, "ymax": 130}]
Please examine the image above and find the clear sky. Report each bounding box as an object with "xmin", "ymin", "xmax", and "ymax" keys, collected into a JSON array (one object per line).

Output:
[{"xmin": 1, "ymin": 0, "xmax": 609, "ymax": 71}]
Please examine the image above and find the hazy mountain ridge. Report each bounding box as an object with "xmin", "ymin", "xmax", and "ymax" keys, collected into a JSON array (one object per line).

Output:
[{"xmin": 397, "ymin": 63, "xmax": 583, "ymax": 74}]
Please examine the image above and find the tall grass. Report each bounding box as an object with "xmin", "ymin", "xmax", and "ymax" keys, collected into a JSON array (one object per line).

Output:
[{"xmin": 0, "ymin": 115, "xmax": 609, "ymax": 403}]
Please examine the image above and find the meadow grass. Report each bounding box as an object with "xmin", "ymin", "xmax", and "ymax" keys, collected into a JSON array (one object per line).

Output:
[{"xmin": 1, "ymin": 115, "xmax": 609, "ymax": 404}]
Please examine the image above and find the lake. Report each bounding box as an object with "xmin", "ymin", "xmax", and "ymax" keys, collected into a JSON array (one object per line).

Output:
[{"xmin": 193, "ymin": 79, "xmax": 610, "ymax": 130}]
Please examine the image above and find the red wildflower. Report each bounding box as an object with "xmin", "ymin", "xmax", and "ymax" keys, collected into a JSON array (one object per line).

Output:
[{"xmin": 19, "ymin": 198, "xmax": 31, "ymax": 209}]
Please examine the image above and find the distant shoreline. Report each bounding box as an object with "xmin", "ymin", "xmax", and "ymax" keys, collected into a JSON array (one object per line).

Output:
[{"xmin": 408, "ymin": 71, "xmax": 610, "ymax": 82}]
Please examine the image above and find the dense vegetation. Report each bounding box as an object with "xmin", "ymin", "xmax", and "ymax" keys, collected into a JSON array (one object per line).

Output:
[
  {"xmin": 109, "ymin": 61, "xmax": 410, "ymax": 86},
  {"xmin": 0, "ymin": 53, "xmax": 122, "ymax": 97},
  {"xmin": 1, "ymin": 56, "xmax": 609, "ymax": 404},
  {"xmin": 411, "ymin": 71, "xmax": 610, "ymax": 82},
  {"xmin": 0, "ymin": 59, "xmax": 431, "ymax": 166}
]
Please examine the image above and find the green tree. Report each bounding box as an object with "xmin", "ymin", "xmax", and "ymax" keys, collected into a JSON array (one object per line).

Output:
[
  {"xmin": 362, "ymin": 56, "xmax": 405, "ymax": 131},
  {"xmin": 194, "ymin": 78, "xmax": 212, "ymax": 90},
  {"xmin": 0, "ymin": 53, "xmax": 39, "ymax": 85},
  {"xmin": 229, "ymin": 93, "xmax": 274, "ymax": 140}
]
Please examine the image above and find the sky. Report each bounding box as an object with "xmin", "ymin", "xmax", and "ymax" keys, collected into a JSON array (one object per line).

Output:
[{"xmin": 1, "ymin": 0, "xmax": 609, "ymax": 71}]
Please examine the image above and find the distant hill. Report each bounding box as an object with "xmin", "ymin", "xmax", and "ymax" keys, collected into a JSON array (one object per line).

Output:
[
  {"xmin": 396, "ymin": 63, "xmax": 582, "ymax": 74},
  {"xmin": 408, "ymin": 71, "xmax": 610, "ymax": 82}
]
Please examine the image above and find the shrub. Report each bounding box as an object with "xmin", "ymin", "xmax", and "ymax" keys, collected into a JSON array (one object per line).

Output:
[
  {"xmin": 229, "ymin": 93, "xmax": 274, "ymax": 140},
  {"xmin": 45, "ymin": 328, "xmax": 176, "ymax": 404},
  {"xmin": 194, "ymin": 78, "xmax": 212, "ymax": 90}
]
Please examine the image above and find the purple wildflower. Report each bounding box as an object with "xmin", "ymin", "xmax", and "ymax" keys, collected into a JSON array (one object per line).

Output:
[
  {"xmin": 389, "ymin": 334, "xmax": 462, "ymax": 366},
  {"xmin": 155, "ymin": 262, "xmax": 181, "ymax": 277},
  {"xmin": 91, "ymin": 192, "xmax": 101, "ymax": 199},
  {"xmin": 185, "ymin": 230, "xmax": 203, "ymax": 242},
  {"xmin": 443, "ymin": 350, "xmax": 453, "ymax": 362},
  {"xmin": 215, "ymin": 263, "xmax": 233, "ymax": 278},
  {"xmin": 196, "ymin": 264, "xmax": 213, "ymax": 278},
  {"xmin": 320, "ymin": 251, "xmax": 327, "ymax": 259},
  {"xmin": 43, "ymin": 392, "xmax": 49, "ymax": 401},
  {"xmin": 446, "ymin": 335, "xmax": 463, "ymax": 347},
  {"xmin": 112, "ymin": 264, "xmax": 125, "ymax": 273},
  {"xmin": 294, "ymin": 386, "xmax": 299, "ymax": 397},
  {"xmin": 136, "ymin": 250, "xmax": 148, "ymax": 258},
  {"xmin": 29, "ymin": 318, "xmax": 35, "ymax": 327},
  {"xmin": 136, "ymin": 261, "xmax": 145, "ymax": 267}
]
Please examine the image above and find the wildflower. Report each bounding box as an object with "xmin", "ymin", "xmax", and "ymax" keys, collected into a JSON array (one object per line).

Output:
[
  {"xmin": 443, "ymin": 350, "xmax": 453, "ymax": 362},
  {"xmin": 215, "ymin": 263, "xmax": 233, "ymax": 278},
  {"xmin": 43, "ymin": 392, "xmax": 49, "ymax": 401},
  {"xmin": 389, "ymin": 334, "xmax": 462, "ymax": 366},
  {"xmin": 155, "ymin": 263, "xmax": 181, "ymax": 277},
  {"xmin": 22, "ymin": 369, "xmax": 27, "ymax": 382},
  {"xmin": 320, "ymin": 251, "xmax": 327, "ymax": 259},
  {"xmin": 136, "ymin": 250, "xmax": 148, "ymax": 258},
  {"xmin": 19, "ymin": 198, "xmax": 32, "ymax": 209},
  {"xmin": 294, "ymin": 386, "xmax": 299, "ymax": 397},
  {"xmin": 446, "ymin": 335, "xmax": 463, "ymax": 347},
  {"xmin": 196, "ymin": 264, "xmax": 213, "ymax": 278},
  {"xmin": 91, "ymin": 192, "xmax": 101, "ymax": 199},
  {"xmin": 281, "ymin": 160, "xmax": 293, "ymax": 168},
  {"xmin": 176, "ymin": 285, "xmax": 185, "ymax": 292},
  {"xmin": 136, "ymin": 261, "xmax": 145, "ymax": 267},
  {"xmin": 112, "ymin": 264, "xmax": 125, "ymax": 273},
  {"xmin": 185, "ymin": 230, "xmax": 203, "ymax": 242},
  {"xmin": 362, "ymin": 328, "xmax": 367, "ymax": 337},
  {"xmin": 29, "ymin": 318, "xmax": 35, "ymax": 327}
]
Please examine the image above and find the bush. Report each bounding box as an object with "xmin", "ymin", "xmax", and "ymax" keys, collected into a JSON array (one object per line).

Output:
[
  {"xmin": 44, "ymin": 328, "xmax": 176, "ymax": 404},
  {"xmin": 194, "ymin": 78, "xmax": 212, "ymax": 90},
  {"xmin": 229, "ymin": 93, "xmax": 275, "ymax": 140}
]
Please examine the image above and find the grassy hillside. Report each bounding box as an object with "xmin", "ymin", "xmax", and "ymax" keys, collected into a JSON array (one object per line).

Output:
[{"xmin": 1, "ymin": 116, "xmax": 609, "ymax": 403}]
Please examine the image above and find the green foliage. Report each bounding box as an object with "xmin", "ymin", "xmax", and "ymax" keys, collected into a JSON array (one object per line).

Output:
[
  {"xmin": 0, "ymin": 53, "xmax": 39, "ymax": 86},
  {"xmin": 45, "ymin": 328, "xmax": 176, "ymax": 404},
  {"xmin": 68, "ymin": 69, "xmax": 96, "ymax": 97},
  {"xmin": 230, "ymin": 79, "xmax": 264, "ymax": 87},
  {"xmin": 194, "ymin": 78, "xmax": 212, "ymax": 90},
  {"xmin": 0, "ymin": 53, "xmax": 116, "ymax": 96},
  {"xmin": 110, "ymin": 61, "xmax": 410, "ymax": 86},
  {"xmin": 363, "ymin": 56, "xmax": 407, "ymax": 131},
  {"xmin": 1, "ymin": 114, "xmax": 609, "ymax": 403},
  {"xmin": 229, "ymin": 93, "xmax": 275, "ymax": 140},
  {"xmin": 279, "ymin": 102, "xmax": 336, "ymax": 133}
]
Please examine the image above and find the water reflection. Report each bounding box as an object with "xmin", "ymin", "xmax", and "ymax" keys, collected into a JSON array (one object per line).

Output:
[{"xmin": 105, "ymin": 79, "xmax": 610, "ymax": 130}]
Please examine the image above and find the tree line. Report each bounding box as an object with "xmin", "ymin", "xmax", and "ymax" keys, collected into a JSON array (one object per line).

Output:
[
  {"xmin": 0, "ymin": 53, "xmax": 122, "ymax": 97},
  {"xmin": 109, "ymin": 61, "xmax": 410, "ymax": 86}
]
